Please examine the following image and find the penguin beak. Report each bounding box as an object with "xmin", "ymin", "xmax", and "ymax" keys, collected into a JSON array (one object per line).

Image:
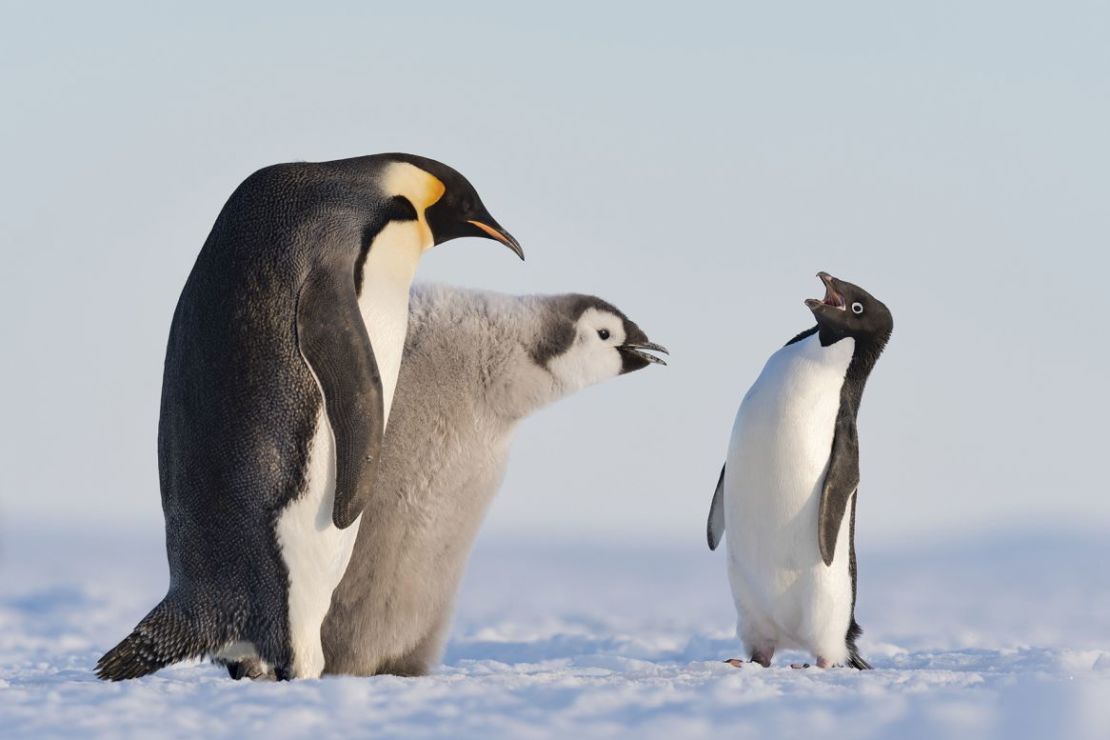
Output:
[
  {"xmin": 805, "ymin": 271, "xmax": 846, "ymax": 312},
  {"xmin": 467, "ymin": 220, "xmax": 525, "ymax": 260},
  {"xmin": 618, "ymin": 340, "xmax": 669, "ymax": 367}
]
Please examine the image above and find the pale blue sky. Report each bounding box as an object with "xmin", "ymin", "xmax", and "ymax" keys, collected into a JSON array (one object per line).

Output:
[{"xmin": 2, "ymin": 1, "xmax": 1108, "ymax": 544}]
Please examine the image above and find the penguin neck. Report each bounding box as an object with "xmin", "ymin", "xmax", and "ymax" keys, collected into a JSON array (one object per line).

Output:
[
  {"xmin": 812, "ymin": 324, "xmax": 889, "ymax": 418},
  {"xmin": 481, "ymin": 295, "xmax": 564, "ymax": 421},
  {"xmin": 358, "ymin": 220, "xmax": 429, "ymax": 422}
]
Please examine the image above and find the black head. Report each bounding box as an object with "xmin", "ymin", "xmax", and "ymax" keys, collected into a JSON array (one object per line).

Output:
[
  {"xmin": 804, "ymin": 272, "xmax": 893, "ymax": 349},
  {"xmin": 391, "ymin": 153, "xmax": 523, "ymax": 259}
]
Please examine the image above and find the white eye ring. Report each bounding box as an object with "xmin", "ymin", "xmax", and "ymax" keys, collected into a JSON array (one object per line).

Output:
[{"xmin": 851, "ymin": 302, "xmax": 864, "ymax": 315}]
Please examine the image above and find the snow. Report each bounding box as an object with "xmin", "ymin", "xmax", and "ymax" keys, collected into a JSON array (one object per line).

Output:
[{"xmin": 1, "ymin": 525, "xmax": 1108, "ymax": 739}]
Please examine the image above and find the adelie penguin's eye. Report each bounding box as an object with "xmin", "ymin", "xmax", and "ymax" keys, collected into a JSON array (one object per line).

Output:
[
  {"xmin": 598, "ymin": 329, "xmax": 611, "ymax": 340},
  {"xmin": 851, "ymin": 302, "xmax": 864, "ymax": 315}
]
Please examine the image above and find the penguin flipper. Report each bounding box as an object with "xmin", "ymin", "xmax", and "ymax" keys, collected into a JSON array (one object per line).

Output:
[
  {"xmin": 707, "ymin": 463, "xmax": 726, "ymax": 551},
  {"xmin": 296, "ymin": 260, "xmax": 385, "ymax": 530},
  {"xmin": 818, "ymin": 413, "xmax": 860, "ymax": 566}
]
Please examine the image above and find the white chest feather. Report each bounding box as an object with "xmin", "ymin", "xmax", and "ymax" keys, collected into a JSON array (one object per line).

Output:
[
  {"xmin": 357, "ymin": 219, "xmax": 426, "ymax": 421},
  {"xmin": 726, "ymin": 333, "xmax": 854, "ymax": 521},
  {"xmin": 724, "ymin": 332, "xmax": 857, "ymax": 659},
  {"xmin": 274, "ymin": 219, "xmax": 429, "ymax": 678}
]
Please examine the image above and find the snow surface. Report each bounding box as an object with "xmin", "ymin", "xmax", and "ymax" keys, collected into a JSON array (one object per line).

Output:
[{"xmin": 1, "ymin": 525, "xmax": 1108, "ymax": 739}]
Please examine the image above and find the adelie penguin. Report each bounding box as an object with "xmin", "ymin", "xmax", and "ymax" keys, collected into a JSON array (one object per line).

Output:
[
  {"xmin": 96, "ymin": 154, "xmax": 523, "ymax": 681},
  {"xmin": 706, "ymin": 272, "xmax": 893, "ymax": 670}
]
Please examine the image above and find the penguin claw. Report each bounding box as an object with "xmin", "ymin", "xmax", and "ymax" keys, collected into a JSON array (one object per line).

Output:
[
  {"xmin": 724, "ymin": 658, "xmax": 746, "ymax": 668},
  {"xmin": 790, "ymin": 663, "xmax": 811, "ymax": 670}
]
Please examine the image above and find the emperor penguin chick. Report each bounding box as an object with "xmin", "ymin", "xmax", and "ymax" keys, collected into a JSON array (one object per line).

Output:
[
  {"xmin": 311, "ymin": 284, "xmax": 668, "ymax": 677},
  {"xmin": 707, "ymin": 272, "xmax": 892, "ymax": 670},
  {"xmin": 97, "ymin": 154, "xmax": 522, "ymax": 681}
]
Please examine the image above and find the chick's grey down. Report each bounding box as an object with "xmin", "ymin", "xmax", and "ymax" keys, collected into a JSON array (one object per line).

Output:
[{"xmin": 320, "ymin": 283, "xmax": 667, "ymax": 676}]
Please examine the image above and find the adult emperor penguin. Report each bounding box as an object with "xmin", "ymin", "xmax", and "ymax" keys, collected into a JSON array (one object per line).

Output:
[
  {"xmin": 706, "ymin": 272, "xmax": 892, "ymax": 670},
  {"xmin": 222, "ymin": 284, "xmax": 667, "ymax": 679},
  {"xmin": 96, "ymin": 154, "xmax": 523, "ymax": 681}
]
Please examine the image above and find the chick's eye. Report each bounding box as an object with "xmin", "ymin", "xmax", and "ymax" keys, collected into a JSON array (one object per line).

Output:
[
  {"xmin": 598, "ymin": 328, "xmax": 611, "ymax": 340},
  {"xmin": 851, "ymin": 302, "xmax": 864, "ymax": 315}
]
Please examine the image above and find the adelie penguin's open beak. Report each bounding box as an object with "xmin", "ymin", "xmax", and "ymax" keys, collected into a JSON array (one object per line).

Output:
[
  {"xmin": 468, "ymin": 219, "xmax": 525, "ymax": 260},
  {"xmin": 618, "ymin": 340, "xmax": 669, "ymax": 367},
  {"xmin": 804, "ymin": 271, "xmax": 845, "ymax": 313}
]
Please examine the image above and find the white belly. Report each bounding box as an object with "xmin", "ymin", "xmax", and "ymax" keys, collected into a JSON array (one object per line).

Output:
[
  {"xmin": 274, "ymin": 220, "xmax": 426, "ymax": 677},
  {"xmin": 724, "ymin": 332, "xmax": 856, "ymax": 661}
]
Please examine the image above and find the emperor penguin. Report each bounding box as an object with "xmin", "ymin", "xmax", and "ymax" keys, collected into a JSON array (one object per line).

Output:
[
  {"xmin": 706, "ymin": 272, "xmax": 892, "ymax": 670},
  {"xmin": 96, "ymin": 154, "xmax": 523, "ymax": 681},
  {"xmin": 224, "ymin": 284, "xmax": 667, "ymax": 679}
]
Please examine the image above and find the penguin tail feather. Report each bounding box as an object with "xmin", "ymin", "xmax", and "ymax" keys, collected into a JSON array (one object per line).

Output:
[
  {"xmin": 845, "ymin": 618, "xmax": 872, "ymax": 670},
  {"xmin": 96, "ymin": 597, "xmax": 221, "ymax": 681}
]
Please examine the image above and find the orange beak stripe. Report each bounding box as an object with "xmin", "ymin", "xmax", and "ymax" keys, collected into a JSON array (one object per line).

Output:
[
  {"xmin": 467, "ymin": 219, "xmax": 524, "ymax": 260},
  {"xmin": 468, "ymin": 220, "xmax": 512, "ymax": 245}
]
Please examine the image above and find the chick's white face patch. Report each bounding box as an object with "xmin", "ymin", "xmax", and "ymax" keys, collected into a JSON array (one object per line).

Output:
[{"xmin": 547, "ymin": 308, "xmax": 626, "ymax": 391}]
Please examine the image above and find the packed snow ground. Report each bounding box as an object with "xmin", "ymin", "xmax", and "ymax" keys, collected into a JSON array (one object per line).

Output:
[{"xmin": 1, "ymin": 524, "xmax": 1108, "ymax": 739}]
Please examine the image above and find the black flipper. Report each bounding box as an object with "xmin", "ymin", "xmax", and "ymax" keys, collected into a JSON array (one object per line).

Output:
[
  {"xmin": 96, "ymin": 597, "xmax": 225, "ymax": 680},
  {"xmin": 296, "ymin": 259, "xmax": 385, "ymax": 529},
  {"xmin": 817, "ymin": 411, "xmax": 859, "ymax": 566},
  {"xmin": 845, "ymin": 495, "xmax": 872, "ymax": 669},
  {"xmin": 707, "ymin": 464, "xmax": 726, "ymax": 551}
]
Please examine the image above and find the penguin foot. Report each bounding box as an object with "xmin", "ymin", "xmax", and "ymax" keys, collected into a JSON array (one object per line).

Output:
[
  {"xmin": 750, "ymin": 649, "xmax": 773, "ymax": 668},
  {"xmin": 790, "ymin": 657, "xmax": 833, "ymax": 670},
  {"xmin": 724, "ymin": 654, "xmax": 774, "ymax": 668},
  {"xmin": 226, "ymin": 659, "xmax": 276, "ymax": 681},
  {"xmin": 789, "ymin": 663, "xmax": 811, "ymax": 669}
]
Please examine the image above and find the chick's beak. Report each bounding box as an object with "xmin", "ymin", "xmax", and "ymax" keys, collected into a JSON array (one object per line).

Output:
[{"xmin": 619, "ymin": 340, "xmax": 669, "ymax": 366}]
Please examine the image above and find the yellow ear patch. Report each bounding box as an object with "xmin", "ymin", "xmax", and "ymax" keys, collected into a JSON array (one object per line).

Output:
[{"xmin": 380, "ymin": 162, "xmax": 446, "ymax": 211}]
